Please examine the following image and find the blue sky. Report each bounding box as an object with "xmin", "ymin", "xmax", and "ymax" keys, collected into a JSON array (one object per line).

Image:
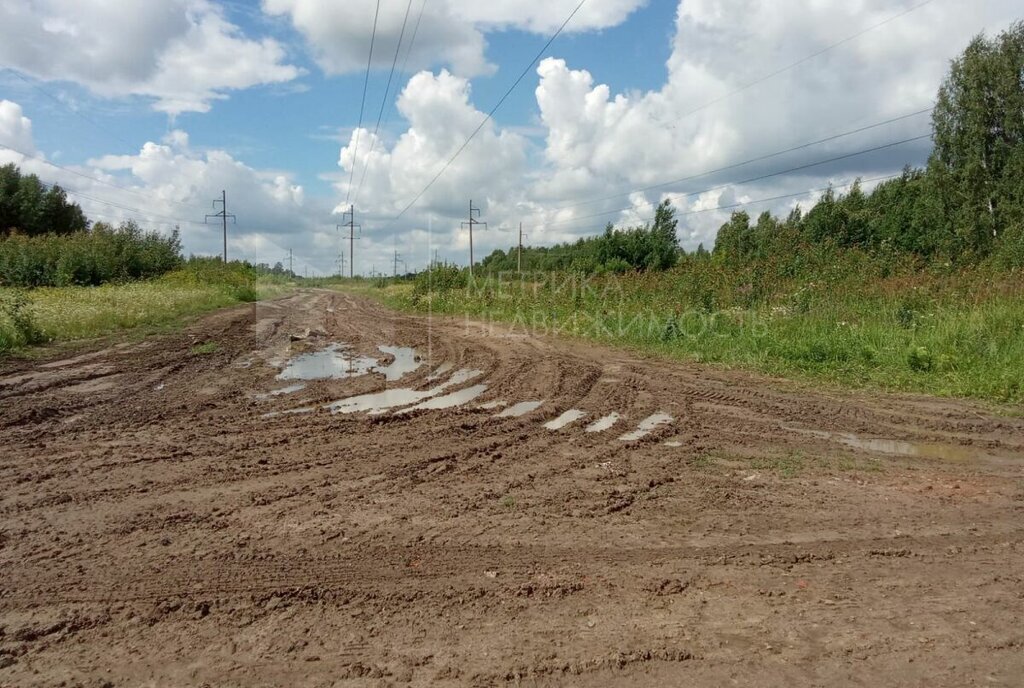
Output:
[{"xmin": 0, "ymin": 0, "xmax": 1019, "ymax": 275}]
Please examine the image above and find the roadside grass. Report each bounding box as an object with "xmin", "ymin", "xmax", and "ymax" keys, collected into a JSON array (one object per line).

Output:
[
  {"xmin": 0, "ymin": 276, "xmax": 288, "ymax": 356},
  {"xmin": 190, "ymin": 341, "xmax": 221, "ymax": 355},
  {"xmin": 344, "ymin": 264, "xmax": 1024, "ymax": 406}
]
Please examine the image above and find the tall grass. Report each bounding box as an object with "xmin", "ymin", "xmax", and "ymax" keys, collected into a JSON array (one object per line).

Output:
[
  {"xmin": 378, "ymin": 255, "xmax": 1024, "ymax": 405},
  {"xmin": 0, "ymin": 259, "xmax": 280, "ymax": 354}
]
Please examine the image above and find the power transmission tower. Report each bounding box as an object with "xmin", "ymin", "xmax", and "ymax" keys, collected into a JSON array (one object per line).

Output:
[
  {"xmin": 339, "ymin": 206, "xmax": 361, "ymax": 278},
  {"xmin": 461, "ymin": 200, "xmax": 486, "ymax": 279},
  {"xmin": 288, "ymin": 248, "xmax": 293, "ymax": 276},
  {"xmin": 336, "ymin": 249, "xmax": 346, "ymax": 277},
  {"xmin": 518, "ymin": 222, "xmax": 529, "ymax": 275},
  {"xmin": 205, "ymin": 190, "xmax": 236, "ymax": 262},
  {"xmin": 393, "ymin": 248, "xmax": 403, "ymax": 277}
]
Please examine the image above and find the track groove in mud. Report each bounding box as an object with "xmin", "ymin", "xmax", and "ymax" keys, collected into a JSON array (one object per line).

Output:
[{"xmin": 1, "ymin": 289, "xmax": 1022, "ymax": 686}]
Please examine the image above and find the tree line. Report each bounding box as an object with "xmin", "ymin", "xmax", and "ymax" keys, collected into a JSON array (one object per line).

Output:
[
  {"xmin": 0, "ymin": 164, "xmax": 88, "ymax": 237},
  {"xmin": 715, "ymin": 23, "xmax": 1024, "ymax": 268}
]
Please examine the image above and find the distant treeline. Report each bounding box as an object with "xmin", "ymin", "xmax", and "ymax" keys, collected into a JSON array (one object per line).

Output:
[
  {"xmin": 482, "ymin": 23, "xmax": 1024, "ymax": 276},
  {"xmin": 716, "ymin": 23, "xmax": 1024, "ymax": 269},
  {"xmin": 481, "ymin": 200, "xmax": 681, "ymax": 274}
]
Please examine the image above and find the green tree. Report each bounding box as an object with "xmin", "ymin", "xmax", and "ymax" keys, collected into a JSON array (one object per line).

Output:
[{"xmin": 931, "ymin": 21, "xmax": 1024, "ymax": 254}]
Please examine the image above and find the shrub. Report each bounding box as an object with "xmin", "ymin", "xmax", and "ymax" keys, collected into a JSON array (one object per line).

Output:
[
  {"xmin": 0, "ymin": 220, "xmax": 182, "ymax": 287},
  {"xmin": 0, "ymin": 289, "xmax": 45, "ymax": 351}
]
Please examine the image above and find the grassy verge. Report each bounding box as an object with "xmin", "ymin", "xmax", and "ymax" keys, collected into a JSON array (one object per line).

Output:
[
  {"xmin": 0, "ymin": 268, "xmax": 289, "ymax": 355},
  {"xmin": 343, "ymin": 264, "xmax": 1024, "ymax": 406}
]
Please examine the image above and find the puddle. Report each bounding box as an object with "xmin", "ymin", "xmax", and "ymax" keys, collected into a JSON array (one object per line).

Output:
[
  {"xmin": 400, "ymin": 384, "xmax": 488, "ymax": 412},
  {"xmin": 427, "ymin": 362, "xmax": 455, "ymax": 380},
  {"xmin": 374, "ymin": 346, "xmax": 422, "ymax": 381},
  {"xmin": 619, "ymin": 412, "xmax": 674, "ymax": 441},
  {"xmin": 277, "ymin": 343, "xmax": 424, "ymax": 382},
  {"xmin": 327, "ymin": 387, "xmax": 437, "ymax": 414},
  {"xmin": 277, "ymin": 343, "xmax": 377, "ymax": 381},
  {"xmin": 325, "ymin": 368, "xmax": 484, "ymax": 415},
  {"xmin": 585, "ymin": 412, "xmax": 621, "ymax": 433},
  {"xmin": 783, "ymin": 424, "xmax": 981, "ymax": 462},
  {"xmin": 447, "ymin": 368, "xmax": 483, "ymax": 385},
  {"xmin": 256, "ymin": 383, "xmax": 307, "ymax": 400},
  {"xmin": 544, "ymin": 409, "xmax": 587, "ymax": 430},
  {"xmin": 495, "ymin": 400, "xmax": 545, "ymax": 418},
  {"xmin": 838, "ymin": 435, "xmax": 977, "ymax": 462},
  {"xmin": 262, "ymin": 406, "xmax": 315, "ymax": 418},
  {"xmin": 477, "ymin": 400, "xmax": 508, "ymax": 410}
]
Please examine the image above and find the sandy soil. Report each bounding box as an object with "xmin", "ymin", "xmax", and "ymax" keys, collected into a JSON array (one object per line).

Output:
[{"xmin": 1, "ymin": 289, "xmax": 1023, "ymax": 687}]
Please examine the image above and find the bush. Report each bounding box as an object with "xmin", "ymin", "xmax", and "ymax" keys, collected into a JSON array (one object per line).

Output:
[
  {"xmin": 412, "ymin": 263, "xmax": 467, "ymax": 299},
  {"xmin": 0, "ymin": 220, "xmax": 182, "ymax": 287},
  {"xmin": 0, "ymin": 289, "xmax": 45, "ymax": 351},
  {"xmin": 162, "ymin": 257, "xmax": 259, "ymax": 301}
]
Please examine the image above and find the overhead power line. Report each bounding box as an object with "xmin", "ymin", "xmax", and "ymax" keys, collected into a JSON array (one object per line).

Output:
[
  {"xmin": 531, "ymin": 132, "xmax": 932, "ymax": 231},
  {"xmin": 32, "ymin": 177, "xmax": 204, "ymax": 227},
  {"xmin": 3, "ymin": 69, "xmax": 137, "ymax": 151},
  {"xmin": 353, "ymin": 0, "xmax": 415, "ymax": 207},
  {"xmin": 0, "ymin": 142, "xmax": 208, "ymax": 214},
  {"xmin": 389, "ymin": 0, "xmax": 589, "ymax": 223},
  {"xmin": 344, "ymin": 0, "xmax": 383, "ymax": 207},
  {"xmin": 553, "ymin": 107, "xmax": 934, "ymax": 211},
  {"xmin": 670, "ymin": 0, "xmax": 938, "ymax": 124},
  {"xmin": 547, "ymin": 172, "xmax": 905, "ymax": 235}
]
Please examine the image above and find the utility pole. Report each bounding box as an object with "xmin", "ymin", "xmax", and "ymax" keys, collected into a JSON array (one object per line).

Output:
[
  {"xmin": 204, "ymin": 190, "xmax": 236, "ymax": 262},
  {"xmin": 339, "ymin": 206, "xmax": 361, "ymax": 278},
  {"xmin": 336, "ymin": 249, "xmax": 346, "ymax": 277},
  {"xmin": 393, "ymin": 248, "xmax": 402, "ymax": 278},
  {"xmin": 288, "ymin": 248, "xmax": 293, "ymax": 276},
  {"xmin": 518, "ymin": 222, "xmax": 528, "ymax": 275},
  {"xmin": 461, "ymin": 200, "xmax": 486, "ymax": 279}
]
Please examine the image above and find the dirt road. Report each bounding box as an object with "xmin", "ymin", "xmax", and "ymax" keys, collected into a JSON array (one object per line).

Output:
[{"xmin": 1, "ymin": 289, "xmax": 1023, "ymax": 686}]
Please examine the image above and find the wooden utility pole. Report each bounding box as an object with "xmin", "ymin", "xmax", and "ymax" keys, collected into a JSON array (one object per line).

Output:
[
  {"xmin": 461, "ymin": 200, "xmax": 486, "ymax": 279},
  {"xmin": 339, "ymin": 206, "xmax": 361, "ymax": 278},
  {"xmin": 205, "ymin": 190, "xmax": 236, "ymax": 262}
]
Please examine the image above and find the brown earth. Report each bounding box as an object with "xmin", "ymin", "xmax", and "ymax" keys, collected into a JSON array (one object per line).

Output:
[{"xmin": 1, "ymin": 289, "xmax": 1023, "ymax": 687}]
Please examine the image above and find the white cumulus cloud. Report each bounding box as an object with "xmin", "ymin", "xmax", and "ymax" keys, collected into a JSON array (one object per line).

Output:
[{"xmin": 0, "ymin": 0, "xmax": 301, "ymax": 115}]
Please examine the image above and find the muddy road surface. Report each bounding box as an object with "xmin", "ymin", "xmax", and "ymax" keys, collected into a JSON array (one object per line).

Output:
[{"xmin": 2, "ymin": 290, "xmax": 1023, "ymax": 686}]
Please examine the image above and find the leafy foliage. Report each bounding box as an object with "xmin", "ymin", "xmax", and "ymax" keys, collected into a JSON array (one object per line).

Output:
[
  {"xmin": 713, "ymin": 23, "xmax": 1024, "ymax": 266},
  {"xmin": 480, "ymin": 200, "xmax": 680, "ymax": 274},
  {"xmin": 0, "ymin": 220, "xmax": 182, "ymax": 287},
  {"xmin": 0, "ymin": 164, "xmax": 88, "ymax": 237}
]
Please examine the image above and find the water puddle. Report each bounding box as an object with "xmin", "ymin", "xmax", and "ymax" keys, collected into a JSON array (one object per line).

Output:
[
  {"xmin": 447, "ymin": 368, "xmax": 483, "ymax": 385},
  {"xmin": 619, "ymin": 412, "xmax": 674, "ymax": 441},
  {"xmin": 495, "ymin": 400, "xmax": 545, "ymax": 418},
  {"xmin": 783, "ymin": 424, "xmax": 981, "ymax": 462},
  {"xmin": 276, "ymin": 343, "xmax": 424, "ymax": 382},
  {"xmin": 262, "ymin": 405, "xmax": 315, "ymax": 418},
  {"xmin": 323, "ymin": 368, "xmax": 485, "ymax": 415},
  {"xmin": 477, "ymin": 400, "xmax": 508, "ymax": 410},
  {"xmin": 374, "ymin": 346, "xmax": 422, "ymax": 381},
  {"xmin": 427, "ymin": 362, "xmax": 455, "ymax": 380},
  {"xmin": 277, "ymin": 343, "xmax": 377, "ymax": 381},
  {"xmin": 544, "ymin": 409, "xmax": 587, "ymax": 430},
  {"xmin": 256, "ymin": 383, "xmax": 306, "ymax": 400},
  {"xmin": 400, "ymin": 384, "xmax": 488, "ymax": 412},
  {"xmin": 327, "ymin": 387, "xmax": 437, "ymax": 414},
  {"xmin": 585, "ymin": 412, "xmax": 621, "ymax": 433},
  {"xmin": 838, "ymin": 435, "xmax": 977, "ymax": 461}
]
